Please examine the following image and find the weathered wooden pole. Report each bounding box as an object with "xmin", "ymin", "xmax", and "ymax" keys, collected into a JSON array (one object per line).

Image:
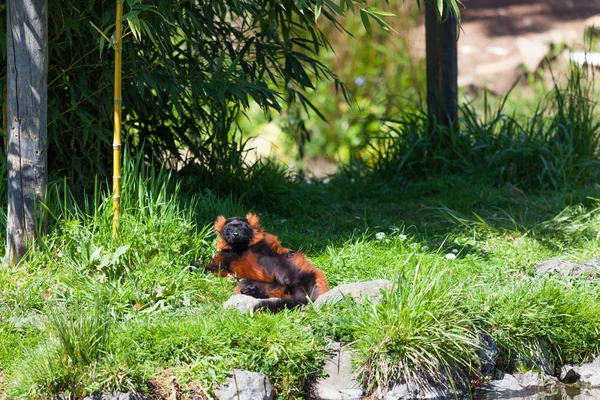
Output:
[
  {"xmin": 425, "ymin": 1, "xmax": 458, "ymax": 128},
  {"xmin": 112, "ymin": 0, "xmax": 124, "ymax": 236},
  {"xmin": 6, "ymin": 0, "xmax": 49, "ymax": 265}
]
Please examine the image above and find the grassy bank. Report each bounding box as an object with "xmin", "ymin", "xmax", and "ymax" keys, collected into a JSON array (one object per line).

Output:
[
  {"xmin": 1, "ymin": 156, "xmax": 600, "ymax": 398},
  {"xmin": 2, "ymin": 66, "xmax": 600, "ymax": 398}
]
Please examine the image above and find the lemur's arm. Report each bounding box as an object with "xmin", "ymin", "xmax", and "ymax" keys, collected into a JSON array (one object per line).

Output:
[
  {"xmin": 191, "ymin": 252, "xmax": 230, "ymax": 277},
  {"xmin": 236, "ymin": 278, "xmax": 290, "ymax": 299}
]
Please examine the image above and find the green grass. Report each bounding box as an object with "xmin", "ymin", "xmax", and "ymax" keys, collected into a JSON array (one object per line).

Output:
[
  {"xmin": 2, "ymin": 155, "xmax": 600, "ymax": 398},
  {"xmin": 2, "ymin": 65, "xmax": 600, "ymax": 398},
  {"xmin": 364, "ymin": 63, "xmax": 600, "ymax": 190}
]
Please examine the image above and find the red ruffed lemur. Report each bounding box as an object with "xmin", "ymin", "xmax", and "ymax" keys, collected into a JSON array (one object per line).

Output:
[{"xmin": 192, "ymin": 213, "xmax": 328, "ymax": 311}]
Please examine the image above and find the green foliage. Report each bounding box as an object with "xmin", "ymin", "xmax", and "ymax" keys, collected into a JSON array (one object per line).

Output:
[
  {"xmin": 473, "ymin": 276, "xmax": 600, "ymax": 370},
  {"xmin": 361, "ymin": 63, "xmax": 600, "ymax": 189},
  {"xmin": 116, "ymin": 309, "xmax": 327, "ymax": 397},
  {"xmin": 268, "ymin": 1, "xmax": 426, "ymax": 163},
  {"xmin": 2, "ymin": 151, "xmax": 600, "ymax": 397},
  {"xmin": 0, "ymin": 0, "xmax": 461, "ymax": 189},
  {"xmin": 342, "ymin": 266, "xmax": 479, "ymax": 392}
]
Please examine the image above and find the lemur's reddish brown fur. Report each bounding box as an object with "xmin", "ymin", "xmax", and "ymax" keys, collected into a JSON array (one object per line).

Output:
[{"xmin": 196, "ymin": 213, "xmax": 328, "ymax": 310}]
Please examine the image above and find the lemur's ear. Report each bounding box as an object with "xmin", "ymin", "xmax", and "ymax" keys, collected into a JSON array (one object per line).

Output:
[
  {"xmin": 245, "ymin": 213, "xmax": 262, "ymax": 231},
  {"xmin": 214, "ymin": 216, "xmax": 230, "ymax": 250},
  {"xmin": 214, "ymin": 215, "xmax": 227, "ymax": 234},
  {"xmin": 246, "ymin": 213, "xmax": 265, "ymax": 246}
]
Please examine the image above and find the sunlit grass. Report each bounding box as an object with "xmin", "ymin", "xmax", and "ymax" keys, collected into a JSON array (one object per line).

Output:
[{"xmin": 2, "ymin": 74, "xmax": 600, "ymax": 398}]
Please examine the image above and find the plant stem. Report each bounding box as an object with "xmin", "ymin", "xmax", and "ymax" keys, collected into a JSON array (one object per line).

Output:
[{"xmin": 112, "ymin": 0, "xmax": 124, "ymax": 236}]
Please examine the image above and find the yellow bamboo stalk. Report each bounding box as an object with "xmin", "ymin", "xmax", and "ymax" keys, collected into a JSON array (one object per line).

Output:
[{"xmin": 112, "ymin": 0, "xmax": 124, "ymax": 236}]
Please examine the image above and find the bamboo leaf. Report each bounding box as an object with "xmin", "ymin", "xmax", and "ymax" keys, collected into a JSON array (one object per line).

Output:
[
  {"xmin": 324, "ymin": 0, "xmax": 343, "ymax": 15},
  {"xmin": 360, "ymin": 9, "xmax": 372, "ymax": 36},
  {"xmin": 315, "ymin": 0, "xmax": 322, "ymax": 21},
  {"xmin": 126, "ymin": 13, "xmax": 142, "ymax": 41},
  {"xmin": 364, "ymin": 6, "xmax": 395, "ymax": 17},
  {"xmin": 450, "ymin": 0, "xmax": 462, "ymax": 23}
]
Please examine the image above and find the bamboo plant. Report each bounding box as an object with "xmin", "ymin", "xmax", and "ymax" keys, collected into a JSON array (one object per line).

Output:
[{"xmin": 112, "ymin": 0, "xmax": 124, "ymax": 236}]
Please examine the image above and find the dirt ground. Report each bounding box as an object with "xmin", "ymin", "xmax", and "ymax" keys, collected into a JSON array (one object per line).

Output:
[{"xmin": 414, "ymin": 0, "xmax": 600, "ymax": 93}]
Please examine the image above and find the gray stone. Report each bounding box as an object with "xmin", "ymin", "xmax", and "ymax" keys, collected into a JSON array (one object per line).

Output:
[
  {"xmin": 223, "ymin": 294, "xmax": 262, "ymax": 312},
  {"xmin": 587, "ymin": 257, "xmax": 600, "ymax": 268},
  {"xmin": 535, "ymin": 258, "xmax": 596, "ymax": 278},
  {"xmin": 307, "ymin": 342, "xmax": 363, "ymax": 400},
  {"xmin": 570, "ymin": 355, "xmax": 600, "ymax": 387},
  {"xmin": 570, "ymin": 388, "xmax": 600, "ymax": 400},
  {"xmin": 214, "ymin": 369, "xmax": 276, "ymax": 400},
  {"xmin": 315, "ymin": 280, "xmax": 393, "ymax": 306},
  {"xmin": 222, "ymin": 294, "xmax": 283, "ymax": 313},
  {"xmin": 379, "ymin": 382, "xmax": 455, "ymax": 400},
  {"xmin": 83, "ymin": 393, "xmax": 145, "ymax": 400},
  {"xmin": 560, "ymin": 366, "xmax": 580, "ymax": 384},
  {"xmin": 513, "ymin": 371, "xmax": 557, "ymax": 389},
  {"xmin": 378, "ymin": 375, "xmax": 468, "ymax": 400},
  {"xmin": 478, "ymin": 333, "xmax": 499, "ymax": 378},
  {"xmin": 379, "ymin": 384, "xmax": 411, "ymax": 400},
  {"xmin": 479, "ymin": 374, "xmax": 524, "ymax": 393}
]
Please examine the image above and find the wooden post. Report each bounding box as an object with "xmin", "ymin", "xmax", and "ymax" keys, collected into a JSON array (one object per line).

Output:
[
  {"xmin": 112, "ymin": 0, "xmax": 124, "ymax": 236},
  {"xmin": 426, "ymin": 2, "xmax": 458, "ymax": 128},
  {"xmin": 6, "ymin": 0, "xmax": 49, "ymax": 265}
]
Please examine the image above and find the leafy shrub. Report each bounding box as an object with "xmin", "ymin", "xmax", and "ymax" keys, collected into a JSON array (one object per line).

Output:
[{"xmin": 362, "ymin": 63, "xmax": 600, "ymax": 189}]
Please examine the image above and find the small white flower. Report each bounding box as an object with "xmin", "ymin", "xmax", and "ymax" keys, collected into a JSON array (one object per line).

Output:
[
  {"xmin": 423, "ymin": 245, "xmax": 430, "ymax": 251},
  {"xmin": 375, "ymin": 232, "xmax": 386, "ymax": 241},
  {"xmin": 445, "ymin": 253, "xmax": 457, "ymax": 260},
  {"xmin": 398, "ymin": 234, "xmax": 408, "ymax": 241},
  {"xmin": 452, "ymin": 248, "xmax": 458, "ymax": 254}
]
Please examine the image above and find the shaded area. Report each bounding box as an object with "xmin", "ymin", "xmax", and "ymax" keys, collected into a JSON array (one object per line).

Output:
[
  {"xmin": 463, "ymin": 0, "xmax": 600, "ymax": 37},
  {"xmin": 457, "ymin": 0, "xmax": 600, "ymax": 92}
]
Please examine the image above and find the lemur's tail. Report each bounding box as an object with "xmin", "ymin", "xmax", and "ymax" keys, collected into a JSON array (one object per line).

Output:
[{"xmin": 255, "ymin": 296, "xmax": 310, "ymax": 312}]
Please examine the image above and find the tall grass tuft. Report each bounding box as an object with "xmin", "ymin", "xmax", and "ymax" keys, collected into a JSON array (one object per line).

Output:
[
  {"xmin": 7, "ymin": 291, "xmax": 135, "ymax": 398},
  {"xmin": 364, "ymin": 63, "xmax": 600, "ymax": 189},
  {"xmin": 476, "ymin": 276, "xmax": 600, "ymax": 370},
  {"xmin": 46, "ymin": 291, "xmax": 114, "ymax": 370},
  {"xmin": 341, "ymin": 265, "xmax": 479, "ymax": 393}
]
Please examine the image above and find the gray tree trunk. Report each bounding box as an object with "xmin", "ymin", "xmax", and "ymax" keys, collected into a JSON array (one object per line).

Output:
[
  {"xmin": 426, "ymin": 2, "xmax": 458, "ymax": 129},
  {"xmin": 6, "ymin": 0, "xmax": 49, "ymax": 265}
]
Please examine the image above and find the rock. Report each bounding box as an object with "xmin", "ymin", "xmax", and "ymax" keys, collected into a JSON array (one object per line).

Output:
[
  {"xmin": 378, "ymin": 373, "xmax": 469, "ymax": 400},
  {"xmin": 571, "ymin": 388, "xmax": 600, "ymax": 399},
  {"xmin": 222, "ymin": 294, "xmax": 283, "ymax": 313},
  {"xmin": 535, "ymin": 258, "xmax": 596, "ymax": 278},
  {"xmin": 587, "ymin": 257, "xmax": 600, "ymax": 268},
  {"xmin": 570, "ymin": 355, "xmax": 600, "ymax": 387},
  {"xmin": 214, "ymin": 369, "xmax": 276, "ymax": 400},
  {"xmin": 83, "ymin": 393, "xmax": 145, "ymax": 400},
  {"xmin": 477, "ymin": 334, "xmax": 499, "ymax": 378},
  {"xmin": 479, "ymin": 374, "xmax": 524, "ymax": 393},
  {"xmin": 306, "ymin": 342, "xmax": 363, "ymax": 400},
  {"xmin": 315, "ymin": 280, "xmax": 393, "ymax": 306},
  {"xmin": 558, "ymin": 356, "xmax": 600, "ymax": 386},
  {"xmin": 379, "ymin": 382, "xmax": 457, "ymax": 400},
  {"xmin": 514, "ymin": 371, "xmax": 557, "ymax": 389},
  {"xmin": 223, "ymin": 294, "xmax": 262, "ymax": 312},
  {"xmin": 559, "ymin": 366, "xmax": 580, "ymax": 384}
]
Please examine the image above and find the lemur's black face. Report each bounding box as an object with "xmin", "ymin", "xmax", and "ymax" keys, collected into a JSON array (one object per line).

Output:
[{"xmin": 221, "ymin": 217, "xmax": 254, "ymax": 248}]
